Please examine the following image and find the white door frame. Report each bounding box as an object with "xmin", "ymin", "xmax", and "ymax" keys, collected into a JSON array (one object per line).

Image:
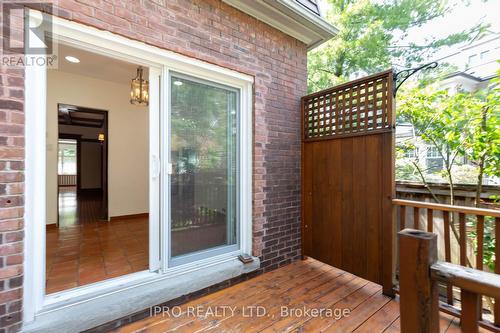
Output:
[
  {"xmin": 24, "ymin": 12, "xmax": 253, "ymax": 324},
  {"xmin": 149, "ymin": 67, "xmax": 162, "ymax": 272}
]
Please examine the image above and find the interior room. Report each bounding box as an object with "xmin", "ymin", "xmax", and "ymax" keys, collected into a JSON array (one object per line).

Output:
[{"xmin": 45, "ymin": 43, "xmax": 150, "ymax": 294}]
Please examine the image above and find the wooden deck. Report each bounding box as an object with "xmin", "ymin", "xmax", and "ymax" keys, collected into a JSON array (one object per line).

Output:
[{"xmin": 115, "ymin": 258, "xmax": 482, "ymax": 332}]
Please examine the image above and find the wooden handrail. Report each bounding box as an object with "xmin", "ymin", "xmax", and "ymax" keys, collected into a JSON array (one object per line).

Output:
[
  {"xmin": 393, "ymin": 199, "xmax": 500, "ymax": 217},
  {"xmin": 399, "ymin": 229, "xmax": 500, "ymax": 333},
  {"xmin": 431, "ymin": 262, "xmax": 500, "ymax": 299},
  {"xmin": 394, "ymin": 198, "xmax": 500, "ymax": 327}
]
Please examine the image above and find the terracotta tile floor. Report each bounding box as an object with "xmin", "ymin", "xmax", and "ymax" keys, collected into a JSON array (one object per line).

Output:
[{"xmin": 46, "ymin": 187, "xmax": 149, "ymax": 294}]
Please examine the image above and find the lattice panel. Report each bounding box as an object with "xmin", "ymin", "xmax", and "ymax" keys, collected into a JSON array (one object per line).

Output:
[{"xmin": 302, "ymin": 70, "xmax": 394, "ymax": 140}]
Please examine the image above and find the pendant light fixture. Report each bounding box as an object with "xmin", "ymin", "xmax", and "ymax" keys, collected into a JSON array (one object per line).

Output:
[{"xmin": 130, "ymin": 66, "xmax": 149, "ymax": 106}]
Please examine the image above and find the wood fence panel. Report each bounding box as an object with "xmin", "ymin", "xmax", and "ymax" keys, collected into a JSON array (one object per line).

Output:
[
  {"xmin": 301, "ymin": 70, "xmax": 395, "ymax": 294},
  {"xmin": 302, "ymin": 141, "xmax": 314, "ymax": 256}
]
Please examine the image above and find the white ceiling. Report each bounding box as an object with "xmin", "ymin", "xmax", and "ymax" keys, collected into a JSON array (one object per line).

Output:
[{"xmin": 53, "ymin": 43, "xmax": 148, "ymax": 84}]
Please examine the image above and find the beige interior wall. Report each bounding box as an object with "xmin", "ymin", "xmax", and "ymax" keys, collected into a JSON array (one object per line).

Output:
[{"xmin": 46, "ymin": 70, "xmax": 148, "ymax": 224}]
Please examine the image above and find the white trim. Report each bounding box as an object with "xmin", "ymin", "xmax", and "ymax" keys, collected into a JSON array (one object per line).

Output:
[
  {"xmin": 222, "ymin": 0, "xmax": 338, "ymax": 49},
  {"xmin": 24, "ymin": 13, "xmax": 255, "ymax": 327},
  {"xmin": 148, "ymin": 67, "xmax": 162, "ymax": 272},
  {"xmin": 240, "ymin": 80, "xmax": 253, "ymax": 254},
  {"xmin": 42, "ymin": 250, "xmax": 245, "ymax": 310},
  {"xmin": 24, "ymin": 257, "xmax": 260, "ymax": 333},
  {"xmin": 160, "ymin": 66, "xmax": 170, "ymax": 273},
  {"xmin": 23, "ymin": 61, "xmax": 47, "ymax": 324}
]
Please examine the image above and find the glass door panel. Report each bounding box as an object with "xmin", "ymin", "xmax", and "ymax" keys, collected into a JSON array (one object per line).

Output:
[{"xmin": 169, "ymin": 73, "xmax": 239, "ymax": 265}]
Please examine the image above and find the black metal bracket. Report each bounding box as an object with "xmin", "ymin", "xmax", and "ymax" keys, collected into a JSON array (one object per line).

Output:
[{"xmin": 393, "ymin": 62, "xmax": 438, "ymax": 96}]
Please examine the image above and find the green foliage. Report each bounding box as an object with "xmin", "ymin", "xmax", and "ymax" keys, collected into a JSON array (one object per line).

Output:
[
  {"xmin": 451, "ymin": 165, "xmax": 479, "ymax": 184},
  {"xmin": 398, "ymin": 88, "xmax": 466, "ymax": 166},
  {"xmin": 468, "ymin": 70, "xmax": 500, "ymax": 178},
  {"xmin": 308, "ymin": 0, "xmax": 486, "ymax": 92},
  {"xmin": 469, "ymin": 216, "xmax": 496, "ymax": 271},
  {"xmin": 170, "ymin": 78, "xmax": 237, "ymax": 172},
  {"xmin": 397, "ymin": 80, "xmax": 500, "ymax": 184},
  {"xmin": 397, "ymin": 69, "xmax": 500, "ymax": 270},
  {"xmin": 395, "ymin": 159, "xmax": 421, "ymax": 182}
]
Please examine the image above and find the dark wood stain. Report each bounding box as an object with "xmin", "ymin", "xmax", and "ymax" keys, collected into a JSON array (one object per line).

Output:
[{"xmin": 301, "ymin": 70, "xmax": 395, "ymax": 295}]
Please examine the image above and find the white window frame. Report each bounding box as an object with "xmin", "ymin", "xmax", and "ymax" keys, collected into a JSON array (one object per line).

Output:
[{"xmin": 24, "ymin": 13, "xmax": 253, "ymax": 324}]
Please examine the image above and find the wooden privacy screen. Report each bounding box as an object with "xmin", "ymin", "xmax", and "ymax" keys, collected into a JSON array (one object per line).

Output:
[{"xmin": 301, "ymin": 70, "xmax": 395, "ymax": 295}]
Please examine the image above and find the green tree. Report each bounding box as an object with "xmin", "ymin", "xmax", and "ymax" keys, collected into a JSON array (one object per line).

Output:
[
  {"xmin": 398, "ymin": 82, "xmax": 499, "ymax": 279},
  {"xmin": 397, "ymin": 78, "xmax": 500, "ymax": 205},
  {"xmin": 463, "ymin": 72, "xmax": 500, "ymax": 206},
  {"xmin": 308, "ymin": 0, "xmax": 485, "ymax": 92},
  {"xmin": 398, "ymin": 88, "xmax": 466, "ymax": 204}
]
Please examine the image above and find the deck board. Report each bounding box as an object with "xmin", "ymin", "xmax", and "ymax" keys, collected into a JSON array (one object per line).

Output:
[{"xmin": 115, "ymin": 258, "xmax": 473, "ymax": 333}]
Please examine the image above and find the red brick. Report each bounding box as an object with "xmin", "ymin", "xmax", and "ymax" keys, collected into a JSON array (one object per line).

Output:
[
  {"xmin": 0, "ymin": 243, "xmax": 22, "ymax": 256},
  {"xmin": 0, "ymin": 197, "xmax": 23, "ymax": 209},
  {"xmin": 0, "ymin": 209, "xmax": 22, "ymax": 220},
  {"xmin": 4, "ymin": 232, "xmax": 23, "ymax": 243},
  {"xmin": 5, "ymin": 184, "xmax": 23, "ymax": 195},
  {"xmin": 0, "ymin": 290, "xmax": 20, "ymax": 304},
  {"xmin": 0, "ymin": 221, "xmax": 22, "ymax": 232},
  {"xmin": 5, "ymin": 255, "xmax": 22, "ymax": 266},
  {"xmin": 0, "ymin": 0, "xmax": 307, "ymax": 330},
  {"xmin": 0, "ymin": 171, "xmax": 24, "ymax": 184},
  {"xmin": 0, "ymin": 266, "xmax": 21, "ymax": 281}
]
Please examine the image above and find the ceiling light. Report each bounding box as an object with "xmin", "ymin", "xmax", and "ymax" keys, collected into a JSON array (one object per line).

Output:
[
  {"xmin": 65, "ymin": 56, "xmax": 80, "ymax": 63},
  {"xmin": 130, "ymin": 66, "xmax": 149, "ymax": 106},
  {"xmin": 173, "ymin": 80, "xmax": 183, "ymax": 86}
]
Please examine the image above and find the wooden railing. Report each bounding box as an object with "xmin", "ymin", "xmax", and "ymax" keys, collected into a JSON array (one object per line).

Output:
[
  {"xmin": 399, "ymin": 229, "xmax": 500, "ymax": 333},
  {"xmin": 171, "ymin": 172, "xmax": 229, "ymax": 230},
  {"xmin": 394, "ymin": 199, "xmax": 500, "ymax": 330}
]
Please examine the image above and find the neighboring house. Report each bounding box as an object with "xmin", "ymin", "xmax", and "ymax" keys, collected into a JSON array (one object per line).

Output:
[
  {"xmin": 0, "ymin": 1, "xmax": 337, "ymax": 332},
  {"xmin": 396, "ymin": 32, "xmax": 500, "ymax": 184},
  {"xmin": 440, "ymin": 32, "xmax": 500, "ymax": 93}
]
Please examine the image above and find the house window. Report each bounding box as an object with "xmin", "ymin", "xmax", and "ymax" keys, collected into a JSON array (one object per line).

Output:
[
  {"xmin": 403, "ymin": 148, "xmax": 417, "ymax": 159},
  {"xmin": 426, "ymin": 146, "xmax": 443, "ymax": 171},
  {"xmin": 468, "ymin": 54, "xmax": 478, "ymax": 66},
  {"xmin": 57, "ymin": 139, "xmax": 77, "ymax": 175},
  {"xmin": 480, "ymin": 50, "xmax": 489, "ymax": 60},
  {"xmin": 426, "ymin": 146, "xmax": 441, "ymax": 158}
]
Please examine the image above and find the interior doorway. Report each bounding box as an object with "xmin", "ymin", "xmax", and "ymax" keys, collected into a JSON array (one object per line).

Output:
[{"xmin": 57, "ymin": 105, "xmax": 108, "ymax": 224}]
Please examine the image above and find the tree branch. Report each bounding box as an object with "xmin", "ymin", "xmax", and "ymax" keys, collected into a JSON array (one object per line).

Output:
[{"xmin": 412, "ymin": 160, "xmax": 441, "ymax": 204}]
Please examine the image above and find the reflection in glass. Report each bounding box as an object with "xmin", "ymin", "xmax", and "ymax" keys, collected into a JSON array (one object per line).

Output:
[{"xmin": 170, "ymin": 75, "xmax": 238, "ymax": 260}]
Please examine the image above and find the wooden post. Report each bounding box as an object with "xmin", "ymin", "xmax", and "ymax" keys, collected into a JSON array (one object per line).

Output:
[
  {"xmin": 461, "ymin": 290, "xmax": 480, "ymax": 333},
  {"xmin": 399, "ymin": 229, "xmax": 439, "ymax": 333}
]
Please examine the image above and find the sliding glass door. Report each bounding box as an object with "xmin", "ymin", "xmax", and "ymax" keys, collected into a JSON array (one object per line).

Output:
[{"xmin": 169, "ymin": 73, "xmax": 239, "ymax": 266}]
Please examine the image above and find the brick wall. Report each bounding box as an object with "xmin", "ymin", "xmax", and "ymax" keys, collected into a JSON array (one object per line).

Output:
[
  {"xmin": 0, "ymin": 0, "xmax": 307, "ymax": 330},
  {"xmin": 0, "ymin": 62, "xmax": 25, "ymax": 333}
]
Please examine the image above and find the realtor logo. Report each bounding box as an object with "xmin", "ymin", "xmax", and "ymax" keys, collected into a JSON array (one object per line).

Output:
[{"xmin": 1, "ymin": 1, "xmax": 56, "ymax": 67}]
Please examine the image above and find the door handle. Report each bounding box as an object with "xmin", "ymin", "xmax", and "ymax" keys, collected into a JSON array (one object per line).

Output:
[{"xmin": 151, "ymin": 155, "xmax": 160, "ymax": 179}]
